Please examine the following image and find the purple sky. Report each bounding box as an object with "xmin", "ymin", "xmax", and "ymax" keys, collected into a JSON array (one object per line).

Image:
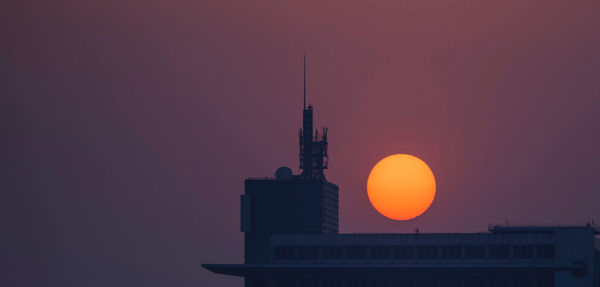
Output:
[{"xmin": 2, "ymin": 0, "xmax": 600, "ymax": 286}]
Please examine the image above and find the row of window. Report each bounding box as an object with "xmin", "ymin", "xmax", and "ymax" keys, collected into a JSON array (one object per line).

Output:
[
  {"xmin": 273, "ymin": 244, "xmax": 555, "ymax": 260},
  {"xmin": 268, "ymin": 274, "xmax": 553, "ymax": 287}
]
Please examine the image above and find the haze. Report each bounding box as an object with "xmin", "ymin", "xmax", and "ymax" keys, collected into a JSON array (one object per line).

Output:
[{"xmin": 2, "ymin": 1, "xmax": 600, "ymax": 286}]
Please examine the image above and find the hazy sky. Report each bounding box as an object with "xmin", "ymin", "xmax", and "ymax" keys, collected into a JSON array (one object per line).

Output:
[{"xmin": 2, "ymin": 0, "xmax": 600, "ymax": 286}]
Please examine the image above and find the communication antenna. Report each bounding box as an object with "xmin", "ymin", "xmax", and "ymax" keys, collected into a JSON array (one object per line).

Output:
[{"xmin": 303, "ymin": 52, "xmax": 306, "ymax": 109}]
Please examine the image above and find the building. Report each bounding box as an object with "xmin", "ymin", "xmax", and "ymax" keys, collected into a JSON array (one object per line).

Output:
[
  {"xmin": 203, "ymin": 89, "xmax": 600, "ymax": 287},
  {"xmin": 205, "ymin": 224, "xmax": 599, "ymax": 286},
  {"xmin": 241, "ymin": 102, "xmax": 338, "ymax": 265}
]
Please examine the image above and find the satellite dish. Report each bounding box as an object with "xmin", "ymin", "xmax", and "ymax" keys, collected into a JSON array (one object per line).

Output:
[{"xmin": 275, "ymin": 166, "xmax": 292, "ymax": 180}]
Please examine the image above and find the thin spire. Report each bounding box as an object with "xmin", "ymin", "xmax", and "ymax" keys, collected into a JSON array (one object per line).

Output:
[{"xmin": 303, "ymin": 52, "xmax": 306, "ymax": 109}]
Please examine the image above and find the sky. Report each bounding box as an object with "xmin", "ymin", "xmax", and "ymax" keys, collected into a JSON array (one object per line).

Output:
[{"xmin": 1, "ymin": 0, "xmax": 600, "ymax": 286}]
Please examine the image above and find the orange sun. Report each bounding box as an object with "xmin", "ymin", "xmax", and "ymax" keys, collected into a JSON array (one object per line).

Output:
[{"xmin": 367, "ymin": 154, "xmax": 436, "ymax": 220}]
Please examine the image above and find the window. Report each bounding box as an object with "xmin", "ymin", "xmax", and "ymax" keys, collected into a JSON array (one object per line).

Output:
[
  {"xmin": 346, "ymin": 277, "xmax": 367, "ymax": 287},
  {"xmin": 417, "ymin": 245, "xmax": 438, "ymax": 259},
  {"xmin": 298, "ymin": 277, "xmax": 319, "ymax": 287},
  {"xmin": 298, "ymin": 246, "xmax": 319, "ymax": 260},
  {"xmin": 393, "ymin": 245, "xmax": 414, "ymax": 259},
  {"xmin": 465, "ymin": 277, "xmax": 485, "ymax": 287},
  {"xmin": 441, "ymin": 245, "xmax": 462, "ymax": 259},
  {"xmin": 346, "ymin": 245, "xmax": 367, "ymax": 260},
  {"xmin": 490, "ymin": 277, "xmax": 510, "ymax": 287},
  {"xmin": 322, "ymin": 246, "xmax": 343, "ymax": 260},
  {"xmin": 536, "ymin": 244, "xmax": 555, "ymax": 259},
  {"xmin": 513, "ymin": 276, "xmax": 534, "ymax": 287},
  {"xmin": 416, "ymin": 276, "xmax": 437, "ymax": 287},
  {"xmin": 370, "ymin": 278, "xmax": 391, "ymax": 287},
  {"xmin": 535, "ymin": 271, "xmax": 555, "ymax": 286},
  {"xmin": 440, "ymin": 277, "xmax": 461, "ymax": 287},
  {"xmin": 489, "ymin": 245, "xmax": 510, "ymax": 259},
  {"xmin": 465, "ymin": 245, "xmax": 486, "ymax": 259},
  {"xmin": 369, "ymin": 245, "xmax": 391, "ymax": 259},
  {"xmin": 322, "ymin": 277, "xmax": 343, "ymax": 287},
  {"xmin": 513, "ymin": 245, "xmax": 534, "ymax": 259},
  {"xmin": 274, "ymin": 246, "xmax": 295, "ymax": 260}
]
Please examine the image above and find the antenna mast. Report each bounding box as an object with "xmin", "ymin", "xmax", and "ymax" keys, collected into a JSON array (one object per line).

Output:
[{"xmin": 303, "ymin": 52, "xmax": 306, "ymax": 109}]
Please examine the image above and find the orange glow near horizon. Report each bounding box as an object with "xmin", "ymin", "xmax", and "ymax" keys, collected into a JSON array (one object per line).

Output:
[{"xmin": 367, "ymin": 154, "xmax": 436, "ymax": 220}]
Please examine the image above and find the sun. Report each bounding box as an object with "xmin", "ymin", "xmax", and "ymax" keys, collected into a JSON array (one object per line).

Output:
[{"xmin": 367, "ymin": 154, "xmax": 436, "ymax": 220}]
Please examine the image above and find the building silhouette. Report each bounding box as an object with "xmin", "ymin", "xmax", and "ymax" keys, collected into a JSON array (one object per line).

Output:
[{"xmin": 203, "ymin": 69, "xmax": 600, "ymax": 286}]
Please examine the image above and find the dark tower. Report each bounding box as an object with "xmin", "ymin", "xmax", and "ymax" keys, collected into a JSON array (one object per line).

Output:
[
  {"xmin": 240, "ymin": 57, "xmax": 339, "ymax": 271},
  {"xmin": 299, "ymin": 54, "xmax": 328, "ymax": 180},
  {"xmin": 299, "ymin": 105, "xmax": 328, "ymax": 180}
]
